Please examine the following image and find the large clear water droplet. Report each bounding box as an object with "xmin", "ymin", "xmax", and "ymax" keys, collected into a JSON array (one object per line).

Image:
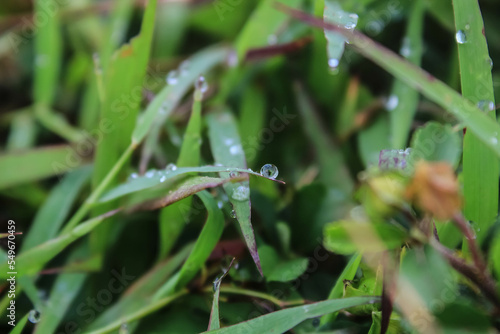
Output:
[
  {"xmin": 385, "ymin": 95, "xmax": 399, "ymax": 111},
  {"xmin": 344, "ymin": 13, "xmax": 359, "ymax": 29},
  {"xmin": 195, "ymin": 76, "xmax": 208, "ymax": 93},
  {"xmin": 179, "ymin": 60, "xmax": 190, "ymax": 76},
  {"xmin": 28, "ymin": 309, "xmax": 41, "ymax": 323},
  {"xmin": 260, "ymin": 164, "xmax": 279, "ymax": 179},
  {"xmin": 455, "ymin": 30, "xmax": 467, "ymax": 44},
  {"xmin": 232, "ymin": 185, "xmax": 250, "ymax": 201},
  {"xmin": 166, "ymin": 70, "xmax": 179, "ymax": 85},
  {"xmin": 477, "ymin": 100, "xmax": 495, "ymax": 113}
]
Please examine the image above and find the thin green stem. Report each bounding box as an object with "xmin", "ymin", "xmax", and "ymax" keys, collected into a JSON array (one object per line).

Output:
[
  {"xmin": 205, "ymin": 285, "xmax": 305, "ymax": 308},
  {"xmin": 61, "ymin": 143, "xmax": 135, "ymax": 234}
]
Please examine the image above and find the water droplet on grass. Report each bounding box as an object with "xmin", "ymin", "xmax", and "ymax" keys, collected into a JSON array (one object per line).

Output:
[
  {"xmin": 127, "ymin": 173, "xmax": 138, "ymax": 182},
  {"xmin": 230, "ymin": 210, "xmax": 236, "ymax": 218},
  {"xmin": 487, "ymin": 57, "xmax": 493, "ymax": 69},
  {"xmin": 179, "ymin": 60, "xmax": 190, "ymax": 76},
  {"xmin": 260, "ymin": 164, "xmax": 279, "ymax": 179},
  {"xmin": 28, "ymin": 309, "xmax": 41, "ymax": 323},
  {"xmin": 344, "ymin": 13, "xmax": 358, "ymax": 29},
  {"xmin": 119, "ymin": 323, "xmax": 129, "ymax": 334},
  {"xmin": 232, "ymin": 186, "xmax": 250, "ymax": 201},
  {"xmin": 477, "ymin": 100, "xmax": 495, "ymax": 113},
  {"xmin": 229, "ymin": 145, "xmax": 242, "ymax": 155},
  {"xmin": 195, "ymin": 76, "xmax": 208, "ymax": 93},
  {"xmin": 166, "ymin": 70, "xmax": 179, "ymax": 85},
  {"xmin": 328, "ymin": 58, "xmax": 339, "ymax": 70},
  {"xmin": 267, "ymin": 34, "xmax": 278, "ymax": 45},
  {"xmin": 166, "ymin": 163, "xmax": 177, "ymax": 171},
  {"xmin": 160, "ymin": 175, "xmax": 166, "ymax": 183},
  {"xmin": 229, "ymin": 171, "xmax": 239, "ymax": 178},
  {"xmin": 145, "ymin": 169, "xmax": 156, "ymax": 178},
  {"xmin": 455, "ymin": 30, "xmax": 467, "ymax": 44},
  {"xmin": 385, "ymin": 95, "xmax": 399, "ymax": 111},
  {"xmin": 400, "ymin": 37, "xmax": 411, "ymax": 57}
]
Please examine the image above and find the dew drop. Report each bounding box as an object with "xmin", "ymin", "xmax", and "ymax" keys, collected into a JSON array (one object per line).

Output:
[
  {"xmin": 229, "ymin": 144, "xmax": 242, "ymax": 155},
  {"xmin": 267, "ymin": 34, "xmax": 278, "ymax": 45},
  {"xmin": 491, "ymin": 136, "xmax": 498, "ymax": 145},
  {"xmin": 400, "ymin": 37, "xmax": 411, "ymax": 57},
  {"xmin": 487, "ymin": 57, "xmax": 493, "ymax": 70},
  {"xmin": 385, "ymin": 95, "xmax": 399, "ymax": 111},
  {"xmin": 477, "ymin": 100, "xmax": 495, "ymax": 113},
  {"xmin": 145, "ymin": 169, "xmax": 156, "ymax": 178},
  {"xmin": 344, "ymin": 13, "xmax": 358, "ymax": 29},
  {"xmin": 232, "ymin": 185, "xmax": 250, "ymax": 201},
  {"xmin": 465, "ymin": 24, "xmax": 470, "ymax": 30},
  {"xmin": 119, "ymin": 323, "xmax": 129, "ymax": 334},
  {"xmin": 224, "ymin": 138, "xmax": 234, "ymax": 146},
  {"xmin": 195, "ymin": 76, "xmax": 208, "ymax": 93},
  {"xmin": 226, "ymin": 50, "xmax": 238, "ymax": 68},
  {"xmin": 217, "ymin": 201, "xmax": 223, "ymax": 209},
  {"xmin": 166, "ymin": 70, "xmax": 179, "ymax": 85},
  {"xmin": 160, "ymin": 175, "xmax": 166, "ymax": 183},
  {"xmin": 213, "ymin": 276, "xmax": 222, "ymax": 292},
  {"xmin": 455, "ymin": 30, "xmax": 467, "ymax": 44},
  {"xmin": 230, "ymin": 209, "xmax": 236, "ymax": 218},
  {"xmin": 260, "ymin": 164, "xmax": 279, "ymax": 179},
  {"xmin": 328, "ymin": 58, "xmax": 339, "ymax": 69},
  {"xmin": 166, "ymin": 163, "xmax": 177, "ymax": 171},
  {"xmin": 127, "ymin": 173, "xmax": 138, "ymax": 182},
  {"xmin": 28, "ymin": 309, "xmax": 41, "ymax": 324},
  {"xmin": 179, "ymin": 60, "xmax": 190, "ymax": 76},
  {"xmin": 229, "ymin": 171, "xmax": 239, "ymax": 178}
]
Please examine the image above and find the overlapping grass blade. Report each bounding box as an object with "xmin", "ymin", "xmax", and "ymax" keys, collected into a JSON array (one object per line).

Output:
[
  {"xmin": 159, "ymin": 89, "xmax": 203, "ymax": 258},
  {"xmin": 204, "ymin": 296, "xmax": 377, "ymax": 333},
  {"xmin": 206, "ymin": 110, "xmax": 262, "ymax": 274},
  {"xmin": 452, "ymin": 0, "xmax": 498, "ymax": 243}
]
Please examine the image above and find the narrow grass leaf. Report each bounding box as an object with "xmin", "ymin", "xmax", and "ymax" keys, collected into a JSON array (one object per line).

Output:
[
  {"xmin": 452, "ymin": 0, "xmax": 498, "ymax": 243},
  {"xmin": 209, "ymin": 258, "xmax": 235, "ymax": 331},
  {"xmin": 0, "ymin": 145, "xmax": 89, "ymax": 189},
  {"xmin": 321, "ymin": 252, "xmax": 362, "ymax": 325},
  {"xmin": 238, "ymin": 86, "xmax": 266, "ymax": 166},
  {"xmin": 9, "ymin": 312, "xmax": 28, "ymax": 334},
  {"xmin": 159, "ymin": 90, "xmax": 203, "ymax": 258},
  {"xmin": 206, "ymin": 110, "xmax": 262, "ymax": 275},
  {"xmin": 389, "ymin": 0, "xmax": 424, "ymax": 149},
  {"xmin": 204, "ymin": 296, "xmax": 377, "ymax": 333},
  {"xmin": 154, "ymin": 191, "xmax": 224, "ymax": 298},
  {"xmin": 99, "ymin": 166, "xmax": 283, "ymax": 203},
  {"xmin": 0, "ymin": 210, "xmax": 119, "ymax": 279},
  {"xmin": 21, "ymin": 166, "xmax": 92, "ymax": 251}
]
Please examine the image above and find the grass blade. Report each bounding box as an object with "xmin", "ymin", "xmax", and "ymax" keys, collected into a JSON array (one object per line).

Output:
[
  {"xmin": 204, "ymin": 296, "xmax": 377, "ymax": 333},
  {"xmin": 0, "ymin": 145, "xmax": 89, "ymax": 189},
  {"xmin": 389, "ymin": 0, "xmax": 424, "ymax": 149},
  {"xmin": 206, "ymin": 110, "xmax": 262, "ymax": 275},
  {"xmin": 209, "ymin": 258, "xmax": 235, "ymax": 331},
  {"xmin": 154, "ymin": 190, "xmax": 224, "ymax": 298},
  {"xmin": 159, "ymin": 89, "xmax": 203, "ymax": 258},
  {"xmin": 8, "ymin": 312, "xmax": 29, "ymax": 334},
  {"xmin": 452, "ymin": 0, "xmax": 498, "ymax": 243}
]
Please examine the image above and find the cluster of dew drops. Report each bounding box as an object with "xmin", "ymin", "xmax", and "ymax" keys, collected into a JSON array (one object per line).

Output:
[{"xmin": 165, "ymin": 59, "xmax": 208, "ymax": 94}]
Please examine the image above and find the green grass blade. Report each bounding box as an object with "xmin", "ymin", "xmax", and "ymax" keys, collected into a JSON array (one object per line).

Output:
[
  {"xmin": 238, "ymin": 86, "xmax": 266, "ymax": 166},
  {"xmin": 33, "ymin": 245, "xmax": 88, "ymax": 334},
  {"xmin": 8, "ymin": 312, "xmax": 29, "ymax": 334},
  {"xmin": 99, "ymin": 165, "xmax": 282, "ymax": 203},
  {"xmin": 280, "ymin": 5, "xmax": 500, "ymax": 157},
  {"xmin": 208, "ymin": 259, "xmax": 234, "ymax": 331},
  {"xmin": 204, "ymin": 296, "xmax": 377, "ymax": 333},
  {"xmin": 206, "ymin": 110, "xmax": 262, "ymax": 275},
  {"xmin": 389, "ymin": 0, "xmax": 424, "ymax": 149},
  {"xmin": 159, "ymin": 89, "xmax": 203, "ymax": 258},
  {"xmin": 320, "ymin": 252, "xmax": 362, "ymax": 325},
  {"xmin": 21, "ymin": 166, "xmax": 92, "ymax": 252},
  {"xmin": 235, "ymin": 0, "xmax": 302, "ymax": 61},
  {"xmin": 452, "ymin": 0, "xmax": 498, "ymax": 243},
  {"xmin": 91, "ymin": 0, "xmax": 158, "ymax": 255},
  {"xmin": 0, "ymin": 145, "xmax": 89, "ymax": 189},
  {"xmin": 154, "ymin": 191, "xmax": 224, "ymax": 299},
  {"xmin": 132, "ymin": 45, "xmax": 229, "ymax": 145},
  {"xmin": 88, "ymin": 244, "xmax": 193, "ymax": 331},
  {"xmin": 0, "ymin": 210, "xmax": 119, "ymax": 280},
  {"xmin": 7, "ymin": 112, "xmax": 36, "ymax": 151}
]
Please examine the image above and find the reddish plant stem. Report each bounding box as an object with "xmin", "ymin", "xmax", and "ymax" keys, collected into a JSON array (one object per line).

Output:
[{"xmin": 451, "ymin": 212, "xmax": 487, "ymax": 273}]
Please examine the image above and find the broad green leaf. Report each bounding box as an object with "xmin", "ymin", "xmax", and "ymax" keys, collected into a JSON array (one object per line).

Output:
[
  {"xmin": 259, "ymin": 245, "xmax": 308, "ymax": 282},
  {"xmin": 0, "ymin": 210, "xmax": 119, "ymax": 279},
  {"xmin": 235, "ymin": 0, "xmax": 302, "ymax": 60},
  {"xmin": 320, "ymin": 253, "xmax": 362, "ymax": 325},
  {"xmin": 206, "ymin": 110, "xmax": 262, "ymax": 275},
  {"xmin": 159, "ymin": 90, "xmax": 203, "ymax": 258},
  {"xmin": 154, "ymin": 191, "xmax": 224, "ymax": 298},
  {"xmin": 410, "ymin": 122, "xmax": 462, "ymax": 169},
  {"xmin": 0, "ymin": 145, "xmax": 89, "ymax": 189},
  {"xmin": 21, "ymin": 166, "xmax": 92, "ymax": 252},
  {"xmin": 99, "ymin": 166, "xmax": 282, "ymax": 203},
  {"xmin": 204, "ymin": 296, "xmax": 377, "ymax": 333},
  {"xmin": 453, "ymin": 0, "xmax": 498, "ymax": 244},
  {"xmin": 389, "ymin": 0, "xmax": 424, "ymax": 149},
  {"xmin": 91, "ymin": 0, "xmax": 158, "ymax": 255},
  {"xmin": 324, "ymin": 221, "xmax": 408, "ymax": 255}
]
